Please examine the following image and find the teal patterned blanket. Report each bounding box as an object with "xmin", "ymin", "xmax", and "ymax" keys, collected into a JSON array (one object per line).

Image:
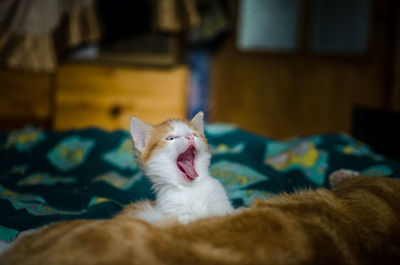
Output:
[{"xmin": 1, "ymin": 124, "xmax": 400, "ymax": 242}]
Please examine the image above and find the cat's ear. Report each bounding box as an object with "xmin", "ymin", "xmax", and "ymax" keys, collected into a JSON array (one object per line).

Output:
[
  {"xmin": 130, "ymin": 117, "xmax": 152, "ymax": 152},
  {"xmin": 191, "ymin": 111, "xmax": 204, "ymax": 133}
]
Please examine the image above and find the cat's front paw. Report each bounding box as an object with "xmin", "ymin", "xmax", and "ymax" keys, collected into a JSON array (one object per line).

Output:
[{"xmin": 118, "ymin": 200, "xmax": 154, "ymax": 218}]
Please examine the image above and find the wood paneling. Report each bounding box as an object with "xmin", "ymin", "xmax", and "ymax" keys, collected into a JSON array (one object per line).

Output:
[
  {"xmin": 211, "ymin": 52, "xmax": 384, "ymax": 138},
  {"xmin": 0, "ymin": 69, "xmax": 52, "ymax": 127},
  {"xmin": 54, "ymin": 64, "xmax": 188, "ymax": 130}
]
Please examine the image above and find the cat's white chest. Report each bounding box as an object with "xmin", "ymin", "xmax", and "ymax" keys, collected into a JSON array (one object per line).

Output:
[{"xmin": 155, "ymin": 177, "xmax": 233, "ymax": 223}]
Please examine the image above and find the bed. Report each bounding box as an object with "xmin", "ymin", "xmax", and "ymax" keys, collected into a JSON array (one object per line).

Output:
[{"xmin": 1, "ymin": 124, "xmax": 400, "ymax": 242}]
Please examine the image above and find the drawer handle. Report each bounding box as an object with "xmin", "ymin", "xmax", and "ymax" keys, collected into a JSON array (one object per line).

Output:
[{"xmin": 110, "ymin": 105, "xmax": 122, "ymax": 118}]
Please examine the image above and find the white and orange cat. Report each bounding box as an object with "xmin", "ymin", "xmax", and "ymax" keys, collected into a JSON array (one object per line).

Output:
[{"xmin": 121, "ymin": 111, "xmax": 233, "ymax": 224}]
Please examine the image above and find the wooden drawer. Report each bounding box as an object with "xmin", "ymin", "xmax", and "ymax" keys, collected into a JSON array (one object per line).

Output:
[{"xmin": 54, "ymin": 63, "xmax": 188, "ymax": 130}]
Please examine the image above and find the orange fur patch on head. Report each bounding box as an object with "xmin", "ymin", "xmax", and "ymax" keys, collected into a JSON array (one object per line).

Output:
[
  {"xmin": 141, "ymin": 120, "xmax": 173, "ymax": 164},
  {"xmin": 184, "ymin": 120, "xmax": 209, "ymax": 154},
  {"xmin": 139, "ymin": 119, "xmax": 209, "ymax": 164}
]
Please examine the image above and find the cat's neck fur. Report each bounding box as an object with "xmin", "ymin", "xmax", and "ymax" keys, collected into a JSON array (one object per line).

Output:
[
  {"xmin": 143, "ymin": 148, "xmax": 232, "ymax": 223},
  {"xmin": 152, "ymin": 175, "xmax": 233, "ymax": 223}
]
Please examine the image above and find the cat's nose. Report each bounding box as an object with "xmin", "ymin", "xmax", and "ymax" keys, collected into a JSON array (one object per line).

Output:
[{"xmin": 185, "ymin": 134, "xmax": 195, "ymax": 141}]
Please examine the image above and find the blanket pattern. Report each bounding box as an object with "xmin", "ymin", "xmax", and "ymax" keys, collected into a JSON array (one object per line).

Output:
[{"xmin": 1, "ymin": 124, "xmax": 399, "ymax": 242}]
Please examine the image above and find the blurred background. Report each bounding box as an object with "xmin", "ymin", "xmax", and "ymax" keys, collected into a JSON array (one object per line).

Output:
[{"xmin": 0, "ymin": 0, "xmax": 399, "ymax": 158}]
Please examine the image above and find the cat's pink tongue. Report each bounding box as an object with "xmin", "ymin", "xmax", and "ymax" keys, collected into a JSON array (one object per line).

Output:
[{"xmin": 177, "ymin": 161, "xmax": 198, "ymax": 180}]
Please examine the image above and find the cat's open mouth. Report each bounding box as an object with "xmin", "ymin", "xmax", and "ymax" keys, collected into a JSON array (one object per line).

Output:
[{"xmin": 177, "ymin": 145, "xmax": 198, "ymax": 182}]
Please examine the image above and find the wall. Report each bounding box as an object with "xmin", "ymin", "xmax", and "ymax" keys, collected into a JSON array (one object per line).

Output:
[{"xmin": 210, "ymin": 0, "xmax": 396, "ymax": 139}]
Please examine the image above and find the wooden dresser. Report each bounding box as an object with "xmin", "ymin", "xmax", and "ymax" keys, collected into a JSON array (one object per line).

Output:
[{"xmin": 0, "ymin": 63, "xmax": 188, "ymax": 130}]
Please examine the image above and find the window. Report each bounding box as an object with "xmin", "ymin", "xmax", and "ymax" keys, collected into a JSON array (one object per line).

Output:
[
  {"xmin": 236, "ymin": 0, "xmax": 372, "ymax": 55},
  {"xmin": 237, "ymin": 0, "xmax": 300, "ymax": 51}
]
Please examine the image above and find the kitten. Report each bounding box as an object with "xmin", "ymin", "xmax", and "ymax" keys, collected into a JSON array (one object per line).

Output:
[
  {"xmin": 2, "ymin": 175, "xmax": 400, "ymax": 265},
  {"xmin": 121, "ymin": 112, "xmax": 233, "ymax": 224}
]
